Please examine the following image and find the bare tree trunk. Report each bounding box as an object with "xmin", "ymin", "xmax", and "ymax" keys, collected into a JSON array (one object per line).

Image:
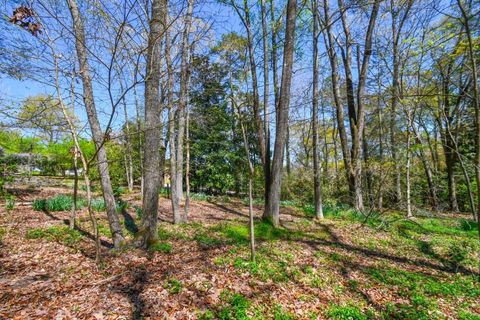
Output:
[
  {"xmin": 325, "ymin": 0, "xmax": 379, "ymax": 211},
  {"xmin": 70, "ymin": 146, "xmax": 79, "ymax": 230},
  {"xmin": 184, "ymin": 105, "xmax": 191, "ymax": 219},
  {"xmin": 51, "ymin": 50, "xmax": 101, "ymax": 261},
  {"xmin": 133, "ymin": 83, "xmax": 144, "ymax": 197},
  {"xmin": 376, "ymin": 74, "xmax": 384, "ymax": 210},
  {"xmin": 239, "ymin": 104, "xmax": 256, "ymax": 262},
  {"xmin": 261, "ymin": 0, "xmax": 272, "ymax": 200},
  {"xmin": 120, "ymin": 83, "xmax": 134, "ymax": 192},
  {"xmin": 139, "ymin": 0, "xmax": 164, "ymax": 247},
  {"xmin": 164, "ymin": 2, "xmax": 180, "ymax": 219},
  {"xmin": 66, "ymin": 0, "xmax": 124, "ymax": 248},
  {"xmin": 312, "ymin": 0, "xmax": 323, "ymax": 219},
  {"xmin": 270, "ymin": 0, "xmax": 279, "ymax": 107},
  {"xmin": 389, "ymin": 0, "xmax": 413, "ymax": 205},
  {"xmin": 322, "ymin": 0, "xmax": 352, "ymax": 202},
  {"xmin": 264, "ymin": 0, "xmax": 297, "ymax": 226},
  {"xmin": 173, "ymin": 0, "xmax": 194, "ymax": 224},
  {"xmin": 411, "ymin": 123, "xmax": 438, "ymax": 209},
  {"xmin": 286, "ymin": 126, "xmax": 291, "ymax": 175},
  {"xmin": 406, "ymin": 107, "xmax": 413, "ymax": 218},
  {"xmin": 70, "ymin": 79, "xmax": 78, "ymax": 230},
  {"xmin": 437, "ymin": 66, "xmax": 460, "ymax": 212},
  {"xmin": 231, "ymin": 0, "xmax": 269, "ymax": 213}
]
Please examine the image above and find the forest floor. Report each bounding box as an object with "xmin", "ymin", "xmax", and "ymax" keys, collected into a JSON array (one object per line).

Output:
[{"xmin": 0, "ymin": 182, "xmax": 479, "ymax": 319}]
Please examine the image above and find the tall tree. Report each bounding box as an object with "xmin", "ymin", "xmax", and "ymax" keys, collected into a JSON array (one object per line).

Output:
[
  {"xmin": 173, "ymin": 0, "xmax": 194, "ymax": 223},
  {"xmin": 264, "ymin": 0, "xmax": 297, "ymax": 226},
  {"xmin": 312, "ymin": 0, "xmax": 323, "ymax": 219},
  {"xmin": 66, "ymin": 0, "xmax": 125, "ymax": 248},
  {"xmin": 138, "ymin": 0, "xmax": 165, "ymax": 247},
  {"xmin": 321, "ymin": 0, "xmax": 380, "ymax": 211}
]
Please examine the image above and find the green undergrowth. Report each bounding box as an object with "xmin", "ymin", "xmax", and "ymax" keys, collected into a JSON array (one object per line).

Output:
[
  {"xmin": 32, "ymin": 194, "xmax": 128, "ymax": 213},
  {"xmin": 25, "ymin": 225, "xmax": 83, "ymax": 247}
]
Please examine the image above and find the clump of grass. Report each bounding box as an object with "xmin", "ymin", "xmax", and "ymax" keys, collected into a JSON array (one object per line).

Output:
[
  {"xmin": 4, "ymin": 195, "xmax": 15, "ymax": 211},
  {"xmin": 91, "ymin": 198, "xmax": 106, "ymax": 212},
  {"xmin": 25, "ymin": 225, "xmax": 83, "ymax": 246},
  {"xmin": 45, "ymin": 195, "xmax": 74, "ymax": 211},
  {"xmin": 32, "ymin": 195, "xmax": 87, "ymax": 212},
  {"xmin": 32, "ymin": 199, "xmax": 47, "ymax": 211},
  {"xmin": 149, "ymin": 241, "xmax": 172, "ymax": 253},
  {"xmin": 164, "ymin": 278, "xmax": 182, "ymax": 294}
]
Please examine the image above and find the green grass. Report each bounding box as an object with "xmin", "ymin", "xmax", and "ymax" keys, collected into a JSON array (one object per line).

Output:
[{"xmin": 25, "ymin": 225, "xmax": 83, "ymax": 246}]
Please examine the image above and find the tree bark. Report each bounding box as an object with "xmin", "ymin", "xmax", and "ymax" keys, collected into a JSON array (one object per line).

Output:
[
  {"xmin": 173, "ymin": 0, "xmax": 194, "ymax": 224},
  {"xmin": 312, "ymin": 0, "xmax": 323, "ymax": 219},
  {"xmin": 261, "ymin": 0, "xmax": 272, "ymax": 204},
  {"xmin": 66, "ymin": 0, "xmax": 125, "ymax": 248},
  {"xmin": 264, "ymin": 0, "xmax": 297, "ymax": 226},
  {"xmin": 139, "ymin": 0, "xmax": 165, "ymax": 247}
]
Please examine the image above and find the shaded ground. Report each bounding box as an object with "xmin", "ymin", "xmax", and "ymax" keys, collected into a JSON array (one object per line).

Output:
[{"xmin": 0, "ymin": 185, "xmax": 479, "ymax": 319}]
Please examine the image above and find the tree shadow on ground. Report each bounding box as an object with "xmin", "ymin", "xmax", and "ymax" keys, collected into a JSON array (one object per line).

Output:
[
  {"xmin": 111, "ymin": 264, "xmax": 147, "ymax": 320},
  {"xmin": 120, "ymin": 207, "xmax": 139, "ymax": 234},
  {"xmin": 206, "ymin": 201, "xmax": 249, "ymax": 219}
]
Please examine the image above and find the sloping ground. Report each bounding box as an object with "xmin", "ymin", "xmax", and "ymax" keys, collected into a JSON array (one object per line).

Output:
[{"xmin": 0, "ymin": 186, "xmax": 479, "ymax": 319}]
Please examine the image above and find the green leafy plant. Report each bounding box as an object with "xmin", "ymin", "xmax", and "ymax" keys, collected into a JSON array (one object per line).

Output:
[
  {"xmin": 164, "ymin": 278, "xmax": 183, "ymax": 294},
  {"xmin": 218, "ymin": 291, "xmax": 250, "ymax": 320},
  {"xmin": 32, "ymin": 199, "xmax": 47, "ymax": 211},
  {"xmin": 149, "ymin": 241, "xmax": 172, "ymax": 253}
]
